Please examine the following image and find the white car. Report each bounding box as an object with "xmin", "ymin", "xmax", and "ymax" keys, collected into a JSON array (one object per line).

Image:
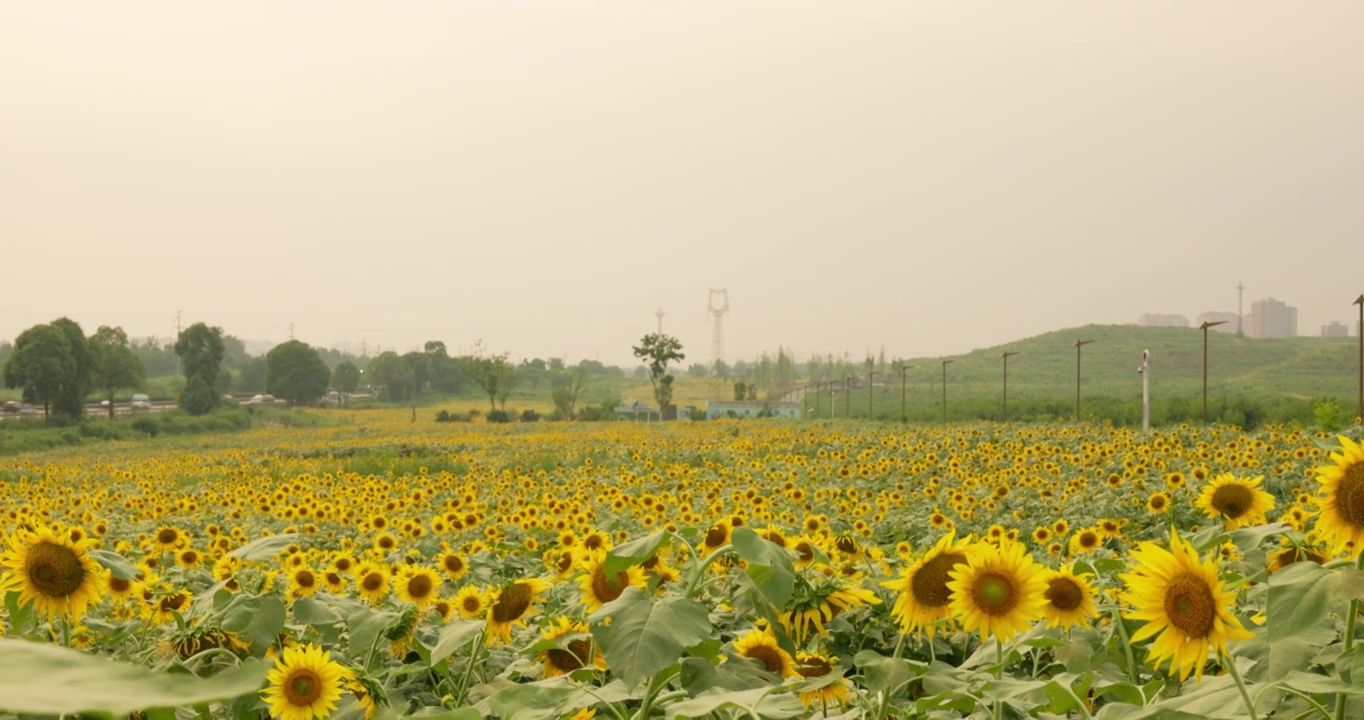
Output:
[{"xmin": 130, "ymin": 394, "xmax": 152, "ymax": 410}]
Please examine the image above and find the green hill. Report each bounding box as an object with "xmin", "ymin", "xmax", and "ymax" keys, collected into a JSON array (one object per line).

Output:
[{"xmin": 806, "ymin": 324, "xmax": 1359, "ymax": 426}]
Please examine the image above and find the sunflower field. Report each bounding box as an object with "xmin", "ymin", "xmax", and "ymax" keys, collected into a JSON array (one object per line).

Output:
[{"xmin": 3, "ymin": 412, "xmax": 1364, "ymax": 719}]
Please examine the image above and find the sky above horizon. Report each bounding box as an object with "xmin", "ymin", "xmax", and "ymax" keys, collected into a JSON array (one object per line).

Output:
[{"xmin": 3, "ymin": 3, "xmax": 1361, "ymax": 366}]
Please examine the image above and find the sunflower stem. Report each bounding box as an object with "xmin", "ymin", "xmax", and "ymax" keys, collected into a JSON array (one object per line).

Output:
[
  {"xmin": 682, "ymin": 545, "xmax": 736, "ymax": 598},
  {"xmin": 1111, "ymin": 607, "xmax": 1139, "ymax": 686},
  {"xmin": 1223, "ymin": 652, "xmax": 1258, "ymax": 720},
  {"xmin": 454, "ymin": 628, "xmax": 486, "ymax": 706},
  {"xmin": 1333, "ymin": 552, "xmax": 1364, "ymax": 720},
  {"xmin": 993, "ymin": 640, "xmax": 1005, "ymax": 720}
]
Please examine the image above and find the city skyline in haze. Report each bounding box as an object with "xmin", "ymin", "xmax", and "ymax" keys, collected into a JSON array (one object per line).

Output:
[{"xmin": 3, "ymin": 3, "xmax": 1361, "ymax": 366}]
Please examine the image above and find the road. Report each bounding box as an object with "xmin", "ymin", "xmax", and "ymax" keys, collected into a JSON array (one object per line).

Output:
[{"xmin": 0, "ymin": 400, "xmax": 178, "ymax": 421}]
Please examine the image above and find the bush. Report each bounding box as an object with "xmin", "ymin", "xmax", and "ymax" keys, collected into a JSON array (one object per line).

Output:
[
  {"xmin": 486, "ymin": 409, "xmax": 511, "ymax": 424},
  {"xmin": 1316, "ymin": 399, "xmax": 1345, "ymax": 433},
  {"xmin": 131, "ymin": 416, "xmax": 160, "ymax": 437},
  {"xmin": 520, "ymin": 409, "xmax": 540, "ymax": 423}
]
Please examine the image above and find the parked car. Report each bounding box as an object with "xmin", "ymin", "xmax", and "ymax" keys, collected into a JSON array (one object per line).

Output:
[
  {"xmin": 244, "ymin": 394, "xmax": 277, "ymax": 405},
  {"xmin": 1, "ymin": 401, "xmax": 19, "ymax": 414},
  {"xmin": 130, "ymin": 393, "xmax": 152, "ymax": 411}
]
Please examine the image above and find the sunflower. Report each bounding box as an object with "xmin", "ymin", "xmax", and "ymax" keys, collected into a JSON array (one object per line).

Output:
[
  {"xmin": 1314, "ymin": 436, "xmax": 1364, "ymax": 554},
  {"xmin": 946, "ymin": 541, "xmax": 1047, "ymax": 643},
  {"xmin": 577, "ymin": 549, "xmax": 645, "ymax": 612},
  {"xmin": 1146, "ymin": 492, "xmax": 1171, "ymax": 514},
  {"xmin": 1040, "ymin": 566, "xmax": 1098, "ymax": 630},
  {"xmin": 175, "ymin": 547, "xmax": 203, "ymax": 569},
  {"xmin": 0, "ymin": 526, "xmax": 104, "ymax": 621},
  {"xmin": 1195, "ymin": 474, "xmax": 1276, "ymax": 530},
  {"xmin": 780, "ymin": 580, "xmax": 881, "ymax": 644},
  {"xmin": 1267, "ymin": 543, "xmax": 1328, "ymax": 573},
  {"xmin": 733, "ymin": 625, "xmax": 798, "ymax": 678},
  {"xmin": 1068, "ymin": 527, "xmax": 1103, "ymax": 556},
  {"xmin": 487, "ymin": 578, "xmax": 550, "ymax": 644},
  {"xmin": 153, "ymin": 526, "xmax": 185, "ymax": 551},
  {"xmin": 262, "ymin": 643, "xmax": 347, "ymax": 720},
  {"xmin": 322, "ymin": 571, "xmax": 347, "ymax": 593},
  {"xmin": 1120, "ymin": 528, "xmax": 1253, "ymax": 680},
  {"xmin": 539, "ymin": 616, "xmax": 606, "ymax": 677},
  {"xmin": 454, "ymin": 585, "xmax": 489, "ymax": 619},
  {"xmin": 354, "ymin": 562, "xmax": 389, "ymax": 604},
  {"xmin": 795, "ymin": 652, "xmax": 850, "ymax": 708},
  {"xmin": 289, "ymin": 567, "xmax": 321, "ymax": 600},
  {"xmin": 148, "ymin": 588, "xmax": 193, "ymax": 624},
  {"xmin": 394, "ymin": 566, "xmax": 440, "ymax": 608},
  {"xmin": 438, "ymin": 551, "xmax": 468, "ymax": 581},
  {"xmin": 881, "ymin": 531, "xmax": 973, "ymax": 638}
]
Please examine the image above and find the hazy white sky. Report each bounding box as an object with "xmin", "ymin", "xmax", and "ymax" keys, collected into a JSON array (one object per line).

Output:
[{"xmin": 3, "ymin": 3, "xmax": 1361, "ymax": 366}]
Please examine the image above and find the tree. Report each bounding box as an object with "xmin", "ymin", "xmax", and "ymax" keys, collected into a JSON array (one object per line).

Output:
[
  {"xmin": 402, "ymin": 351, "xmax": 430, "ymax": 397},
  {"xmin": 266, "ymin": 340, "xmax": 332, "ymax": 406},
  {"xmin": 50, "ymin": 317, "xmax": 93, "ymax": 420},
  {"xmin": 460, "ymin": 341, "xmax": 512, "ymax": 410},
  {"xmin": 3, "ymin": 324, "xmax": 76, "ymax": 422},
  {"xmin": 550, "ymin": 370, "xmax": 585, "ymax": 420},
  {"xmin": 89, "ymin": 326, "xmax": 145, "ymax": 419},
  {"xmin": 632, "ymin": 333, "xmax": 684, "ymax": 420},
  {"xmin": 237, "ymin": 357, "xmax": 268, "ymax": 394},
  {"xmin": 175, "ymin": 323, "xmax": 226, "ymax": 415},
  {"xmin": 332, "ymin": 361, "xmax": 360, "ymax": 403},
  {"xmin": 367, "ymin": 352, "xmax": 414, "ymax": 402}
]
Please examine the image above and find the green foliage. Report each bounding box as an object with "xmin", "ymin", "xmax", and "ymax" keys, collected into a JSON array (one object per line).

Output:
[
  {"xmin": 237, "ymin": 356, "xmax": 268, "ymax": 394},
  {"xmin": 459, "ymin": 341, "xmax": 513, "ymax": 410},
  {"xmin": 2, "ymin": 323, "xmax": 75, "ymax": 420},
  {"xmin": 266, "ymin": 340, "xmax": 331, "ymax": 406},
  {"xmin": 633, "ymin": 333, "xmax": 685, "ymax": 419},
  {"xmin": 333, "ymin": 360, "xmax": 361, "ymax": 395},
  {"xmin": 89, "ymin": 325, "xmax": 145, "ymax": 418},
  {"xmin": 49, "ymin": 317, "xmax": 93, "ymax": 420},
  {"xmin": 175, "ymin": 323, "xmax": 226, "ymax": 415},
  {"xmin": 1315, "ymin": 398, "xmax": 1345, "ymax": 432},
  {"xmin": 367, "ymin": 352, "xmax": 415, "ymax": 402},
  {"xmin": 588, "ymin": 587, "xmax": 712, "ymax": 689}
]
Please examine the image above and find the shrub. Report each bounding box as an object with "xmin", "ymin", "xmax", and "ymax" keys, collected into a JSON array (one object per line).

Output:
[
  {"xmin": 486, "ymin": 409, "xmax": 511, "ymax": 424},
  {"xmin": 520, "ymin": 409, "xmax": 540, "ymax": 423}
]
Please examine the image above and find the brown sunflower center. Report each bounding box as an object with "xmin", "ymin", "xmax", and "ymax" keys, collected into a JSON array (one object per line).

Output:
[
  {"xmin": 295, "ymin": 570, "xmax": 316, "ymax": 588},
  {"xmin": 1150, "ymin": 496, "xmax": 1168, "ymax": 510},
  {"xmin": 1211, "ymin": 484, "xmax": 1255, "ymax": 519},
  {"xmin": 157, "ymin": 529, "xmax": 179, "ymax": 545},
  {"xmin": 443, "ymin": 555, "xmax": 465, "ymax": 573},
  {"xmin": 1335, "ymin": 462, "xmax": 1364, "ymax": 528},
  {"xmin": 25, "ymin": 541, "xmax": 86, "ymax": 598},
  {"xmin": 160, "ymin": 592, "xmax": 189, "ymax": 612},
  {"xmin": 797, "ymin": 656, "xmax": 833, "ymax": 678},
  {"xmin": 361, "ymin": 573, "xmax": 384, "ymax": 592},
  {"xmin": 910, "ymin": 551, "xmax": 966, "ymax": 608},
  {"xmin": 795, "ymin": 542, "xmax": 815, "ymax": 563},
  {"xmin": 591, "ymin": 566, "xmax": 629, "ymax": 604},
  {"xmin": 462, "ymin": 595, "xmax": 482, "ymax": 612},
  {"xmin": 704, "ymin": 526, "xmax": 727, "ymax": 548},
  {"xmin": 109, "ymin": 576, "xmax": 131, "ymax": 593},
  {"xmin": 743, "ymin": 644, "xmax": 787, "ymax": 674},
  {"xmin": 547, "ymin": 638, "xmax": 592, "ymax": 673},
  {"xmin": 556, "ymin": 552, "xmax": 575, "ymax": 573},
  {"xmin": 1164, "ymin": 572, "xmax": 1216, "ymax": 638},
  {"xmin": 325, "ymin": 572, "xmax": 342, "ymax": 585},
  {"xmin": 1045, "ymin": 576, "xmax": 1083, "ymax": 611},
  {"xmin": 406, "ymin": 574, "xmax": 434, "ymax": 599},
  {"xmin": 491, "ymin": 582, "xmax": 533, "ymax": 622},
  {"xmin": 284, "ymin": 669, "xmax": 322, "ymax": 706},
  {"xmin": 1078, "ymin": 532, "xmax": 1099, "ymax": 549},
  {"xmin": 835, "ymin": 537, "xmax": 857, "ymax": 554},
  {"xmin": 335, "ymin": 558, "xmax": 352, "ymax": 572},
  {"xmin": 972, "ymin": 572, "xmax": 1017, "ymax": 615}
]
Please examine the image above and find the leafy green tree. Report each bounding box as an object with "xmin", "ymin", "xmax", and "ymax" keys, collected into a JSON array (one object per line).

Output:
[
  {"xmin": 50, "ymin": 317, "xmax": 93, "ymax": 420},
  {"xmin": 402, "ymin": 351, "xmax": 430, "ymax": 396},
  {"xmin": 460, "ymin": 341, "xmax": 512, "ymax": 410},
  {"xmin": 367, "ymin": 352, "xmax": 414, "ymax": 402},
  {"xmin": 332, "ymin": 361, "xmax": 360, "ymax": 402},
  {"xmin": 175, "ymin": 323, "xmax": 226, "ymax": 415},
  {"xmin": 89, "ymin": 326, "xmax": 145, "ymax": 419},
  {"xmin": 632, "ymin": 333, "xmax": 684, "ymax": 420},
  {"xmin": 2, "ymin": 323, "xmax": 76, "ymax": 422},
  {"xmin": 237, "ymin": 356, "xmax": 268, "ymax": 394},
  {"xmin": 550, "ymin": 370, "xmax": 585, "ymax": 420},
  {"xmin": 266, "ymin": 340, "xmax": 332, "ymax": 406}
]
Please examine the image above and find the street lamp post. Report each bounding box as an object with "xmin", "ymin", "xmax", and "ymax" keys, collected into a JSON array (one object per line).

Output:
[
  {"xmin": 1199, "ymin": 320, "xmax": 1228, "ymax": 423},
  {"xmin": 1356, "ymin": 295, "xmax": 1363, "ymax": 423},
  {"xmin": 940, "ymin": 359, "xmax": 954, "ymax": 424},
  {"xmin": 899, "ymin": 364, "xmax": 911, "ymax": 423},
  {"xmin": 828, "ymin": 379, "xmax": 835, "ymax": 419},
  {"xmin": 845, "ymin": 376, "xmax": 852, "ymax": 419},
  {"xmin": 868, "ymin": 370, "xmax": 877, "ymax": 420},
  {"xmin": 1001, "ymin": 351, "xmax": 1019, "ymax": 422},
  {"xmin": 1073, "ymin": 340, "xmax": 1095, "ymax": 421}
]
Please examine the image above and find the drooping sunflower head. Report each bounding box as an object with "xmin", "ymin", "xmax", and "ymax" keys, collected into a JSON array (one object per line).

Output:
[
  {"xmin": 394, "ymin": 566, "xmax": 441, "ymax": 608},
  {"xmin": 732, "ymin": 625, "xmax": 798, "ymax": 679},
  {"xmin": 0, "ymin": 526, "xmax": 104, "ymax": 621},
  {"xmin": 794, "ymin": 651, "xmax": 850, "ymax": 708},
  {"xmin": 1040, "ymin": 566, "xmax": 1098, "ymax": 630},
  {"xmin": 1119, "ymin": 528, "xmax": 1253, "ymax": 680},
  {"xmin": 880, "ymin": 531, "xmax": 973, "ymax": 638},
  {"xmin": 539, "ymin": 616, "xmax": 606, "ymax": 677},
  {"xmin": 576, "ymin": 549, "xmax": 645, "ymax": 612},
  {"xmin": 1314, "ymin": 437, "xmax": 1364, "ymax": 554},
  {"xmin": 262, "ymin": 643, "xmax": 347, "ymax": 720},
  {"xmin": 1195, "ymin": 474, "xmax": 1276, "ymax": 530},
  {"xmin": 946, "ymin": 540, "xmax": 1047, "ymax": 643},
  {"xmin": 487, "ymin": 578, "xmax": 550, "ymax": 644}
]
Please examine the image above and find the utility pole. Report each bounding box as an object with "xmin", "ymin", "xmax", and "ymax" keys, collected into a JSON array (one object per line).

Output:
[
  {"xmin": 1074, "ymin": 340, "xmax": 1095, "ymax": 422},
  {"xmin": 1236, "ymin": 281, "xmax": 1246, "ymax": 337},
  {"xmin": 867, "ymin": 370, "xmax": 877, "ymax": 420},
  {"xmin": 289, "ymin": 323, "xmax": 295, "ymax": 341},
  {"xmin": 1001, "ymin": 351, "xmax": 1019, "ymax": 422},
  {"xmin": 899, "ymin": 364, "xmax": 910, "ymax": 423},
  {"xmin": 940, "ymin": 359, "xmax": 953, "ymax": 424},
  {"xmin": 1199, "ymin": 320, "xmax": 1228, "ymax": 423},
  {"xmin": 175, "ymin": 310, "xmax": 182, "ymax": 377},
  {"xmin": 654, "ymin": 307, "xmax": 666, "ymax": 334},
  {"xmin": 1356, "ymin": 295, "xmax": 1364, "ymax": 423},
  {"xmin": 1138, "ymin": 350, "xmax": 1151, "ymax": 433},
  {"xmin": 845, "ymin": 376, "xmax": 852, "ymax": 419}
]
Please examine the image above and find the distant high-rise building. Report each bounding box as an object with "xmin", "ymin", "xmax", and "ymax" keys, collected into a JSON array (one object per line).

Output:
[
  {"xmin": 1322, "ymin": 322, "xmax": 1351, "ymax": 338},
  {"xmin": 1249, "ymin": 298, "xmax": 1298, "ymax": 338},
  {"xmin": 1137, "ymin": 313, "xmax": 1189, "ymax": 328},
  {"xmin": 1196, "ymin": 312, "xmax": 1241, "ymax": 333}
]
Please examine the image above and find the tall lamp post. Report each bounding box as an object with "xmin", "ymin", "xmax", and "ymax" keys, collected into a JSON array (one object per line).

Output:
[
  {"xmin": 899, "ymin": 364, "xmax": 911, "ymax": 423},
  {"xmin": 867, "ymin": 370, "xmax": 877, "ymax": 420},
  {"xmin": 845, "ymin": 376, "xmax": 852, "ymax": 419},
  {"xmin": 1001, "ymin": 351, "xmax": 1019, "ymax": 422},
  {"xmin": 1199, "ymin": 320, "xmax": 1227, "ymax": 423},
  {"xmin": 1356, "ymin": 295, "xmax": 1363, "ymax": 423},
  {"xmin": 940, "ymin": 359, "xmax": 954, "ymax": 424},
  {"xmin": 1073, "ymin": 340, "xmax": 1094, "ymax": 422}
]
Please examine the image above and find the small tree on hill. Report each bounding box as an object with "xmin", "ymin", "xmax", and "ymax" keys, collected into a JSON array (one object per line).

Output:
[
  {"xmin": 89, "ymin": 326, "xmax": 145, "ymax": 419},
  {"xmin": 266, "ymin": 340, "xmax": 332, "ymax": 406},
  {"xmin": 632, "ymin": 333, "xmax": 684, "ymax": 420}
]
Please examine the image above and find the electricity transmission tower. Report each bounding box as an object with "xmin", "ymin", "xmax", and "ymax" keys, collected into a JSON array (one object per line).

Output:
[
  {"xmin": 654, "ymin": 307, "xmax": 666, "ymax": 334},
  {"xmin": 708, "ymin": 289, "xmax": 729, "ymax": 371}
]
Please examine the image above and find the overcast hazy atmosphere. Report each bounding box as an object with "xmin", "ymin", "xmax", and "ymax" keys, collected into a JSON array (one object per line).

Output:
[{"xmin": 3, "ymin": 3, "xmax": 1361, "ymax": 366}]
